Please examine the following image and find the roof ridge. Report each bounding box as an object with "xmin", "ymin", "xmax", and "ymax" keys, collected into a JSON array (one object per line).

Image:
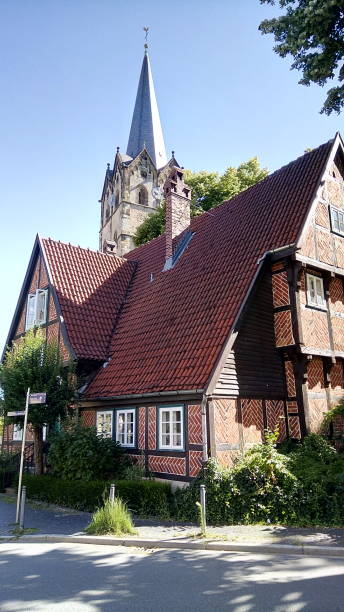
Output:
[
  {"xmin": 41, "ymin": 237, "xmax": 127, "ymax": 263},
  {"xmin": 199, "ymin": 137, "xmax": 335, "ymax": 217}
]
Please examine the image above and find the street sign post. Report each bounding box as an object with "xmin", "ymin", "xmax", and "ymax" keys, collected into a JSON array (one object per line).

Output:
[
  {"xmin": 9, "ymin": 389, "xmax": 46, "ymax": 523},
  {"xmin": 15, "ymin": 387, "xmax": 30, "ymax": 523}
]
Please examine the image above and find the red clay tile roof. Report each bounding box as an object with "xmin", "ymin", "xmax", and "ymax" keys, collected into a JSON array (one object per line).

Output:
[
  {"xmin": 41, "ymin": 239, "xmax": 136, "ymax": 361},
  {"xmin": 84, "ymin": 139, "xmax": 333, "ymax": 397}
]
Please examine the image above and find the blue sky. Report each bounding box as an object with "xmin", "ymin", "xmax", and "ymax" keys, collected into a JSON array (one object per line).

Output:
[{"xmin": 0, "ymin": 0, "xmax": 342, "ymax": 352}]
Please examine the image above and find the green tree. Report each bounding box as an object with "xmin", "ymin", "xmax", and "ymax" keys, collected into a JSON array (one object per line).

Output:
[
  {"xmin": 0, "ymin": 329, "xmax": 76, "ymax": 474},
  {"xmin": 259, "ymin": 0, "xmax": 344, "ymax": 115},
  {"xmin": 133, "ymin": 158, "xmax": 268, "ymax": 246},
  {"xmin": 133, "ymin": 203, "xmax": 166, "ymax": 247}
]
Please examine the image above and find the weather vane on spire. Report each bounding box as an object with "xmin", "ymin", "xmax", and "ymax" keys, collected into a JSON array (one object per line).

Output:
[{"xmin": 143, "ymin": 26, "xmax": 149, "ymax": 50}]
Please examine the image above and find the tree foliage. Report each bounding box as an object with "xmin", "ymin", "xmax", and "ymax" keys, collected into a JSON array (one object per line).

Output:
[
  {"xmin": 133, "ymin": 158, "xmax": 268, "ymax": 246},
  {"xmin": 133, "ymin": 202, "xmax": 165, "ymax": 247},
  {"xmin": 0, "ymin": 329, "xmax": 76, "ymax": 473},
  {"xmin": 259, "ymin": 0, "xmax": 344, "ymax": 115}
]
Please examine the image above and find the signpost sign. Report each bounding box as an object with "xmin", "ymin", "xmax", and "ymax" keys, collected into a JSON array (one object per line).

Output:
[
  {"xmin": 13, "ymin": 389, "xmax": 47, "ymax": 523},
  {"xmin": 29, "ymin": 393, "xmax": 46, "ymax": 405}
]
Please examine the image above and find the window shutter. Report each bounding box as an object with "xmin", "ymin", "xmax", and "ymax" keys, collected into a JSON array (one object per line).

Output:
[
  {"xmin": 36, "ymin": 289, "xmax": 47, "ymax": 324},
  {"xmin": 25, "ymin": 294, "xmax": 36, "ymax": 330}
]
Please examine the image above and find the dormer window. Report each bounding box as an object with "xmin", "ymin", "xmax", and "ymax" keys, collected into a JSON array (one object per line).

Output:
[
  {"xmin": 330, "ymin": 206, "xmax": 344, "ymax": 236},
  {"xmin": 25, "ymin": 289, "xmax": 48, "ymax": 330}
]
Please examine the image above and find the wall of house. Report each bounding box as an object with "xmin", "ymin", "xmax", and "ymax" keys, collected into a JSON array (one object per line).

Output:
[
  {"xmin": 210, "ymin": 397, "xmax": 288, "ymax": 467},
  {"xmin": 296, "ymin": 151, "xmax": 344, "ymax": 432},
  {"xmin": 81, "ymin": 401, "xmax": 204, "ymax": 482},
  {"xmin": 210, "ymin": 266, "xmax": 295, "ymax": 467},
  {"xmin": 12, "ymin": 253, "xmax": 68, "ymax": 360},
  {"xmin": 214, "ymin": 270, "xmax": 285, "ymax": 398},
  {"xmin": 300, "ymin": 153, "xmax": 344, "ymax": 267},
  {"xmin": 2, "ymin": 252, "xmax": 72, "ymax": 454}
]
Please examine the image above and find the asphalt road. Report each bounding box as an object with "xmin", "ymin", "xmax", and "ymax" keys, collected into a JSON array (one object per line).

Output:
[{"xmin": 1, "ymin": 543, "xmax": 344, "ymax": 611}]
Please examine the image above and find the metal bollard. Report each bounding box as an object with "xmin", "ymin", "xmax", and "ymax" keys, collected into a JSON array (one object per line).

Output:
[
  {"xmin": 200, "ymin": 484, "xmax": 206, "ymax": 534},
  {"xmin": 109, "ymin": 483, "xmax": 115, "ymax": 505},
  {"xmin": 19, "ymin": 486, "xmax": 26, "ymax": 530}
]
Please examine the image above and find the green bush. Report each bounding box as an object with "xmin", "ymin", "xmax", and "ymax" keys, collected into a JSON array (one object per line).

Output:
[
  {"xmin": 47, "ymin": 421, "xmax": 126, "ymax": 481},
  {"xmin": 175, "ymin": 431, "xmax": 300, "ymax": 525},
  {"xmin": 85, "ymin": 498, "xmax": 137, "ymax": 535},
  {"xmin": 287, "ymin": 434, "xmax": 344, "ymax": 526},
  {"xmin": 176, "ymin": 433, "xmax": 344, "ymax": 527},
  {"xmin": 22, "ymin": 474, "xmax": 173, "ymax": 516}
]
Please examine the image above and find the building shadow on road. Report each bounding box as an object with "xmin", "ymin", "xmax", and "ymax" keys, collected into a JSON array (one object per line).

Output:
[{"xmin": 1, "ymin": 542, "xmax": 344, "ymax": 611}]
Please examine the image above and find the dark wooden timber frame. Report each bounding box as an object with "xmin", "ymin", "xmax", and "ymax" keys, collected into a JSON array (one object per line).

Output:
[{"xmin": 91, "ymin": 398, "xmax": 203, "ymax": 483}]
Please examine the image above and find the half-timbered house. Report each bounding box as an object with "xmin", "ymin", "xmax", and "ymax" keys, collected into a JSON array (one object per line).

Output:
[{"xmin": 3, "ymin": 133, "xmax": 344, "ymax": 484}]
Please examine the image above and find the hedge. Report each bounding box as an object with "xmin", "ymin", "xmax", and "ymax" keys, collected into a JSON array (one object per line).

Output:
[
  {"xmin": 22, "ymin": 474, "xmax": 173, "ymax": 517},
  {"xmin": 175, "ymin": 433, "xmax": 344, "ymax": 527}
]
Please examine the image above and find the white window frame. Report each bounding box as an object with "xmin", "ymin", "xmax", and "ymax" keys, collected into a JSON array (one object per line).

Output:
[
  {"xmin": 306, "ymin": 273, "xmax": 326, "ymax": 310},
  {"xmin": 96, "ymin": 410, "xmax": 113, "ymax": 439},
  {"xmin": 116, "ymin": 409, "xmax": 136, "ymax": 448},
  {"xmin": 158, "ymin": 406, "xmax": 184, "ymax": 451},
  {"xmin": 330, "ymin": 206, "xmax": 344, "ymax": 236},
  {"xmin": 25, "ymin": 288, "xmax": 48, "ymax": 330},
  {"xmin": 13, "ymin": 424, "xmax": 23, "ymax": 441}
]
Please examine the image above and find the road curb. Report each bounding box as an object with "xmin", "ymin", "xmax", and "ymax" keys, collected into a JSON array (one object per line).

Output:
[{"xmin": 1, "ymin": 533, "xmax": 344, "ymax": 557}]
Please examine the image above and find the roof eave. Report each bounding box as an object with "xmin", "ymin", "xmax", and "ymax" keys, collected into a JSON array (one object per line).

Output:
[{"xmin": 81, "ymin": 388, "xmax": 205, "ymax": 402}]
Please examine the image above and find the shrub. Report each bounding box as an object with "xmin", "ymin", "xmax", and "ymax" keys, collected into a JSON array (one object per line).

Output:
[
  {"xmin": 47, "ymin": 421, "xmax": 126, "ymax": 481},
  {"xmin": 22, "ymin": 474, "xmax": 173, "ymax": 516},
  {"xmin": 287, "ymin": 434, "xmax": 344, "ymax": 526},
  {"xmin": 175, "ymin": 431, "xmax": 299, "ymax": 525},
  {"xmin": 85, "ymin": 498, "xmax": 137, "ymax": 535}
]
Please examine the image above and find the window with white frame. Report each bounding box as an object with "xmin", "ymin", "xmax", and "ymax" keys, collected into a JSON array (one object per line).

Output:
[
  {"xmin": 25, "ymin": 288, "xmax": 48, "ymax": 330},
  {"xmin": 116, "ymin": 409, "xmax": 135, "ymax": 447},
  {"xmin": 330, "ymin": 206, "xmax": 344, "ymax": 236},
  {"xmin": 306, "ymin": 273, "xmax": 326, "ymax": 309},
  {"xmin": 96, "ymin": 411, "xmax": 113, "ymax": 438},
  {"xmin": 13, "ymin": 424, "xmax": 23, "ymax": 441},
  {"xmin": 159, "ymin": 406, "xmax": 184, "ymax": 450}
]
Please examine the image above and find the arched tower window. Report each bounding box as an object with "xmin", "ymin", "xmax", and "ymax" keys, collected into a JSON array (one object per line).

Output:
[{"xmin": 138, "ymin": 186, "xmax": 148, "ymax": 206}]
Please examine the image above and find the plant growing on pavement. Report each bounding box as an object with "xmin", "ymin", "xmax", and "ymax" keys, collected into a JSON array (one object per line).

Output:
[
  {"xmin": 85, "ymin": 497, "xmax": 137, "ymax": 536},
  {"xmin": 0, "ymin": 329, "xmax": 76, "ymax": 475}
]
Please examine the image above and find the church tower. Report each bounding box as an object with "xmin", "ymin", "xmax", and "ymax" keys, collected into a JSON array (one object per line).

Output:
[{"xmin": 99, "ymin": 42, "xmax": 179, "ymax": 256}]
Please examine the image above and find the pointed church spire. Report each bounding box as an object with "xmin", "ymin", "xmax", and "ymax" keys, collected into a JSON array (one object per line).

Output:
[{"xmin": 126, "ymin": 42, "xmax": 167, "ymax": 169}]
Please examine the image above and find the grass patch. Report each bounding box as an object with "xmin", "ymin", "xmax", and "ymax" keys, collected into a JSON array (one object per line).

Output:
[
  {"xmin": 0, "ymin": 494, "xmax": 16, "ymax": 504},
  {"xmin": 85, "ymin": 498, "xmax": 137, "ymax": 536},
  {"xmin": 10, "ymin": 527, "xmax": 39, "ymax": 536}
]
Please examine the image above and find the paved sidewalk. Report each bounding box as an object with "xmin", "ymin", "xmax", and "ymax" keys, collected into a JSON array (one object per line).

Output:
[{"xmin": 2, "ymin": 494, "xmax": 344, "ymax": 552}]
